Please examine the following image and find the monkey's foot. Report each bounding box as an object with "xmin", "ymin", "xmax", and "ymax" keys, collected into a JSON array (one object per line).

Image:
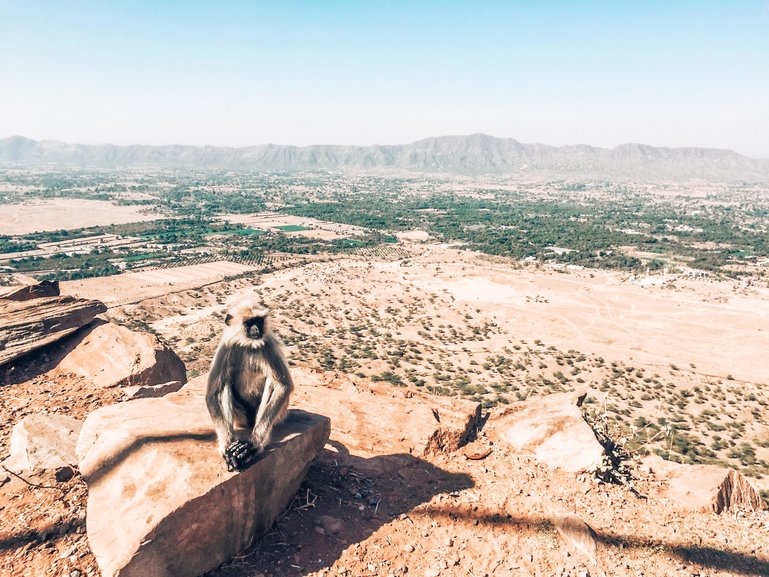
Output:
[{"xmin": 224, "ymin": 440, "xmax": 260, "ymax": 472}]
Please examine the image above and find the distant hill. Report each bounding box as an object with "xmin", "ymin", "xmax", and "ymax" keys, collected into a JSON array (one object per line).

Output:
[{"xmin": 2, "ymin": 134, "xmax": 768, "ymax": 181}]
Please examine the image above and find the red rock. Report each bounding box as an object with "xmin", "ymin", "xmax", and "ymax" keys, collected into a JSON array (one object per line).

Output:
[
  {"xmin": 77, "ymin": 375, "xmax": 330, "ymax": 577},
  {"xmin": 644, "ymin": 455, "xmax": 767, "ymax": 514},
  {"xmin": 489, "ymin": 390, "xmax": 605, "ymax": 473},
  {"xmin": 54, "ymin": 321, "xmax": 186, "ymax": 388},
  {"xmin": 287, "ymin": 367, "xmax": 482, "ymax": 474},
  {"xmin": 0, "ymin": 280, "xmax": 60, "ymax": 301},
  {"xmin": 3, "ymin": 414, "xmax": 83, "ymax": 475},
  {"xmin": 0, "ymin": 296, "xmax": 106, "ymax": 367}
]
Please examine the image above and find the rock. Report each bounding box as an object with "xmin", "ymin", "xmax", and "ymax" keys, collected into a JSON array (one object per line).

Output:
[
  {"xmin": 0, "ymin": 296, "xmax": 107, "ymax": 367},
  {"xmin": 54, "ymin": 322, "xmax": 186, "ymax": 388},
  {"xmin": 551, "ymin": 514, "xmax": 598, "ymax": 564},
  {"xmin": 319, "ymin": 515, "xmax": 343, "ymax": 535},
  {"xmin": 55, "ymin": 466, "xmax": 76, "ymax": 482},
  {"xmin": 643, "ymin": 455, "xmax": 767, "ymax": 514},
  {"xmin": 3, "ymin": 414, "xmax": 83, "ymax": 475},
  {"xmin": 122, "ymin": 380, "xmax": 184, "ymax": 400},
  {"xmin": 488, "ymin": 390, "xmax": 605, "ymax": 473},
  {"xmin": 0, "ymin": 279, "xmax": 60, "ymax": 301},
  {"xmin": 290, "ymin": 367, "xmax": 481, "ymax": 473},
  {"xmin": 77, "ymin": 376, "xmax": 330, "ymax": 577}
]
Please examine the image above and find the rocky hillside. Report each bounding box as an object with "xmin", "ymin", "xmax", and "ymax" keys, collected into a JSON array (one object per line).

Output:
[
  {"xmin": 3, "ymin": 134, "xmax": 768, "ymax": 181},
  {"xmin": 1, "ymin": 281, "xmax": 768, "ymax": 577}
]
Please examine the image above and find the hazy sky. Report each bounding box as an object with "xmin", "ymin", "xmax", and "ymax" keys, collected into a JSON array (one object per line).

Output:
[{"xmin": 1, "ymin": 1, "xmax": 768, "ymax": 156}]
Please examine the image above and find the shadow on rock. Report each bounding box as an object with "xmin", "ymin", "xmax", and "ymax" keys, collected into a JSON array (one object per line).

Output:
[
  {"xmin": 204, "ymin": 445, "xmax": 474, "ymax": 577},
  {"xmin": 0, "ymin": 319, "xmax": 107, "ymax": 387}
]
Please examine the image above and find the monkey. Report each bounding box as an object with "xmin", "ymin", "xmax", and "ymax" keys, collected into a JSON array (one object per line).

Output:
[{"xmin": 206, "ymin": 296, "xmax": 294, "ymax": 471}]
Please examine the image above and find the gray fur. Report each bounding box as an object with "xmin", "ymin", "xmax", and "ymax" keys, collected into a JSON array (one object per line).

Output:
[{"xmin": 206, "ymin": 298, "xmax": 294, "ymax": 458}]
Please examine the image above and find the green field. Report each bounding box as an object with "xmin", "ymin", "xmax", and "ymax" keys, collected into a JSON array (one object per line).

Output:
[{"xmin": 273, "ymin": 224, "xmax": 310, "ymax": 232}]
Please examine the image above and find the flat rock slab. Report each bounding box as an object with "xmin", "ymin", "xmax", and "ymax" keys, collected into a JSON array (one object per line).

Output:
[
  {"xmin": 489, "ymin": 390, "xmax": 605, "ymax": 473},
  {"xmin": 3, "ymin": 413, "xmax": 83, "ymax": 475},
  {"xmin": 0, "ymin": 295, "xmax": 107, "ymax": 366},
  {"xmin": 643, "ymin": 455, "xmax": 767, "ymax": 514},
  {"xmin": 54, "ymin": 321, "xmax": 186, "ymax": 388},
  {"xmin": 77, "ymin": 383, "xmax": 330, "ymax": 577},
  {"xmin": 288, "ymin": 367, "xmax": 482, "ymax": 473}
]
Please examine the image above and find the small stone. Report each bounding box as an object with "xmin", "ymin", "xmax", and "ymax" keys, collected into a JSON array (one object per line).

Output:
[
  {"xmin": 424, "ymin": 569, "xmax": 441, "ymax": 577},
  {"xmin": 70, "ymin": 570, "xmax": 82, "ymax": 577},
  {"xmin": 314, "ymin": 526, "xmax": 326, "ymax": 536},
  {"xmin": 403, "ymin": 544, "xmax": 415, "ymax": 553},
  {"xmin": 55, "ymin": 466, "xmax": 75, "ymax": 482},
  {"xmin": 320, "ymin": 515, "xmax": 343, "ymax": 535}
]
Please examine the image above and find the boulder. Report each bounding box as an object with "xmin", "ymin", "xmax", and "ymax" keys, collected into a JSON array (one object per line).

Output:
[
  {"xmin": 489, "ymin": 390, "xmax": 605, "ymax": 473},
  {"xmin": 77, "ymin": 377, "xmax": 330, "ymax": 577},
  {"xmin": 286, "ymin": 367, "xmax": 482, "ymax": 473},
  {"xmin": 0, "ymin": 295, "xmax": 107, "ymax": 367},
  {"xmin": 0, "ymin": 279, "xmax": 60, "ymax": 301},
  {"xmin": 3, "ymin": 414, "xmax": 83, "ymax": 475},
  {"xmin": 122, "ymin": 380, "xmax": 184, "ymax": 400},
  {"xmin": 54, "ymin": 322, "xmax": 186, "ymax": 388},
  {"xmin": 643, "ymin": 455, "xmax": 767, "ymax": 514}
]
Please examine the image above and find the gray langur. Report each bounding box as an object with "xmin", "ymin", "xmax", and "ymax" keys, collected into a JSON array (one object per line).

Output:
[{"xmin": 206, "ymin": 296, "xmax": 294, "ymax": 471}]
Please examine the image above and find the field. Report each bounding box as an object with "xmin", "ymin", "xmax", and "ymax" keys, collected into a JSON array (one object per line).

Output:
[
  {"xmin": 60, "ymin": 260, "xmax": 258, "ymax": 306},
  {"xmin": 0, "ymin": 198, "xmax": 164, "ymax": 235},
  {"xmin": 222, "ymin": 211, "xmax": 368, "ymax": 240}
]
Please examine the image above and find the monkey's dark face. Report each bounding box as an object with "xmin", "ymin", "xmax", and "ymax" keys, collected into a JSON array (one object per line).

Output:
[
  {"xmin": 244, "ymin": 316, "xmax": 266, "ymax": 339},
  {"xmin": 222, "ymin": 297, "xmax": 271, "ymax": 348}
]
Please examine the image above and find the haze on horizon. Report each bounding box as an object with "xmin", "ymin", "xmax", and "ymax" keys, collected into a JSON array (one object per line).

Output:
[{"xmin": 1, "ymin": 1, "xmax": 768, "ymax": 157}]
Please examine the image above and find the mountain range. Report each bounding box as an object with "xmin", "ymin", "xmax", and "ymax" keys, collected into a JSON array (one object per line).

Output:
[{"xmin": 2, "ymin": 134, "xmax": 768, "ymax": 181}]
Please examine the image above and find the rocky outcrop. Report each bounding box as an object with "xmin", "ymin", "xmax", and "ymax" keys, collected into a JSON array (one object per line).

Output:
[
  {"xmin": 54, "ymin": 322, "xmax": 186, "ymax": 388},
  {"xmin": 77, "ymin": 377, "xmax": 330, "ymax": 577},
  {"xmin": 3, "ymin": 414, "xmax": 82, "ymax": 477},
  {"xmin": 0, "ymin": 279, "xmax": 60, "ymax": 301},
  {"xmin": 0, "ymin": 295, "xmax": 107, "ymax": 366},
  {"xmin": 489, "ymin": 390, "xmax": 605, "ymax": 473},
  {"xmin": 644, "ymin": 455, "xmax": 767, "ymax": 514},
  {"xmin": 286, "ymin": 367, "xmax": 482, "ymax": 473}
]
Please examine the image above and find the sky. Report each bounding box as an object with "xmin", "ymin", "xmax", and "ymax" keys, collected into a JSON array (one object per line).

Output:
[{"xmin": 1, "ymin": 1, "xmax": 768, "ymax": 156}]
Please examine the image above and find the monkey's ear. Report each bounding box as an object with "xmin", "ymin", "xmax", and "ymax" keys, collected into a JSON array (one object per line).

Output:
[{"xmin": 224, "ymin": 313, "xmax": 233, "ymax": 325}]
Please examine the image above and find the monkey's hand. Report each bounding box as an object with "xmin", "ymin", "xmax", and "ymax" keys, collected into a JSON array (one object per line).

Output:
[{"xmin": 224, "ymin": 440, "xmax": 261, "ymax": 472}]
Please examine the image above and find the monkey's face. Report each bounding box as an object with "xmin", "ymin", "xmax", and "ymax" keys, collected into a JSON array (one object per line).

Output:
[
  {"xmin": 223, "ymin": 297, "xmax": 271, "ymax": 347},
  {"xmin": 243, "ymin": 316, "xmax": 266, "ymax": 339}
]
